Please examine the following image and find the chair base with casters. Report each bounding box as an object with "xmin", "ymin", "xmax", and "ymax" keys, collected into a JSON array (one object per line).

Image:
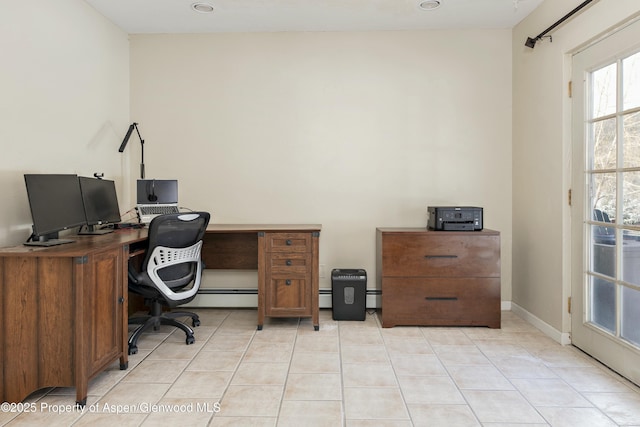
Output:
[{"xmin": 128, "ymin": 299, "xmax": 201, "ymax": 355}]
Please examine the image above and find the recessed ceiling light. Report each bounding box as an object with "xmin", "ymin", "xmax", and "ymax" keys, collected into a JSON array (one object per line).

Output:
[
  {"xmin": 191, "ymin": 2, "xmax": 214, "ymax": 13},
  {"xmin": 418, "ymin": 0, "xmax": 441, "ymax": 11}
]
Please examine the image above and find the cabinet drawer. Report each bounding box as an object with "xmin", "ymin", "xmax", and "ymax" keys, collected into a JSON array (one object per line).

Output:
[
  {"xmin": 266, "ymin": 233, "xmax": 311, "ymax": 253},
  {"xmin": 268, "ymin": 253, "xmax": 311, "ymax": 274},
  {"xmin": 381, "ymin": 277, "xmax": 500, "ymax": 328},
  {"xmin": 381, "ymin": 234, "xmax": 499, "ymax": 277},
  {"xmin": 265, "ymin": 276, "xmax": 312, "ymax": 317}
]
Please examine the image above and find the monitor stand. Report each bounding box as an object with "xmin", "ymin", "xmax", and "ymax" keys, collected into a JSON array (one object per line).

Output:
[
  {"xmin": 78, "ymin": 225, "xmax": 114, "ymax": 235},
  {"xmin": 24, "ymin": 237, "xmax": 75, "ymax": 247}
]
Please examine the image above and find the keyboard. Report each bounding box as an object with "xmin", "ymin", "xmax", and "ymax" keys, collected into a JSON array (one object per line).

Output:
[
  {"xmin": 137, "ymin": 205, "xmax": 179, "ymax": 215},
  {"xmin": 136, "ymin": 204, "xmax": 180, "ymax": 224}
]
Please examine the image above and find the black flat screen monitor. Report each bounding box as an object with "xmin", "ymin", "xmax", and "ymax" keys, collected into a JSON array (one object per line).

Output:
[
  {"xmin": 136, "ymin": 179, "xmax": 178, "ymax": 204},
  {"xmin": 24, "ymin": 174, "xmax": 87, "ymax": 246},
  {"xmin": 78, "ymin": 176, "xmax": 121, "ymax": 235}
]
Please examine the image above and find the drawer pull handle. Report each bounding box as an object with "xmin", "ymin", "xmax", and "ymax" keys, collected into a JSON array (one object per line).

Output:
[
  {"xmin": 286, "ymin": 239, "xmax": 292, "ymax": 246},
  {"xmin": 425, "ymin": 297, "xmax": 458, "ymax": 301},
  {"xmin": 286, "ymin": 259, "xmax": 292, "ymax": 266},
  {"xmin": 285, "ymin": 279, "xmax": 292, "ymax": 286},
  {"xmin": 424, "ymin": 255, "xmax": 458, "ymax": 259}
]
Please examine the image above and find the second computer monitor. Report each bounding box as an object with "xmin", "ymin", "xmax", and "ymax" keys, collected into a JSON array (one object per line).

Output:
[{"xmin": 78, "ymin": 176, "xmax": 121, "ymax": 234}]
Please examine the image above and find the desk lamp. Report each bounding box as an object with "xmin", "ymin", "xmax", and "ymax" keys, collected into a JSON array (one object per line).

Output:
[{"xmin": 118, "ymin": 122, "xmax": 146, "ymax": 179}]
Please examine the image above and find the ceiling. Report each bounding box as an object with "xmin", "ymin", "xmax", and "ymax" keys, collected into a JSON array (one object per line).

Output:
[{"xmin": 83, "ymin": 0, "xmax": 544, "ymax": 34}]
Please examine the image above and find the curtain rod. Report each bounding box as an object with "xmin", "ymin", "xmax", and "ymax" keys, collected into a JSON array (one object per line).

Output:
[{"xmin": 525, "ymin": 0, "xmax": 597, "ymax": 48}]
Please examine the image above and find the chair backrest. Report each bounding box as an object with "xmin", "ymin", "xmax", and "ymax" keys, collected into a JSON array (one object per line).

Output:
[{"xmin": 141, "ymin": 212, "xmax": 210, "ymax": 288}]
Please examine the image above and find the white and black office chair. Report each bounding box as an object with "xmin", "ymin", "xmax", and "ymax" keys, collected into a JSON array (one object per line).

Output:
[{"xmin": 127, "ymin": 211, "xmax": 210, "ymax": 355}]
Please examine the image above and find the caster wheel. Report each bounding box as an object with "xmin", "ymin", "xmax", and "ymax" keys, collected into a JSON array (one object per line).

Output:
[
  {"xmin": 186, "ymin": 336, "xmax": 195, "ymax": 345},
  {"xmin": 192, "ymin": 319, "xmax": 201, "ymax": 327},
  {"xmin": 128, "ymin": 345, "xmax": 138, "ymax": 355}
]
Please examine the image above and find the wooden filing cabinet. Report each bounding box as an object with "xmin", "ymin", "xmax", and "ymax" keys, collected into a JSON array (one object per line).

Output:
[
  {"xmin": 376, "ymin": 228, "xmax": 501, "ymax": 328},
  {"xmin": 258, "ymin": 230, "xmax": 320, "ymax": 330}
]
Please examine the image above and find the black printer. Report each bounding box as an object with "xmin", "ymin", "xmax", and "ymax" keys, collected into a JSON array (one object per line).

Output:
[{"xmin": 427, "ymin": 206, "xmax": 483, "ymax": 231}]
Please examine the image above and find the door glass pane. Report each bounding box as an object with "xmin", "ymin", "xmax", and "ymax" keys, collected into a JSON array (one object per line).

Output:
[
  {"xmin": 623, "ymin": 111, "xmax": 640, "ymax": 168},
  {"xmin": 591, "ymin": 276, "xmax": 616, "ymax": 333},
  {"xmin": 623, "ymin": 230, "xmax": 640, "ymax": 286},
  {"xmin": 592, "ymin": 63, "xmax": 617, "ymax": 118},
  {"xmin": 591, "ymin": 118, "xmax": 617, "ymax": 170},
  {"xmin": 592, "ymin": 224, "xmax": 616, "ymax": 277},
  {"xmin": 622, "ymin": 171, "xmax": 640, "ymax": 225},
  {"xmin": 591, "ymin": 173, "xmax": 616, "ymax": 219},
  {"xmin": 621, "ymin": 285, "xmax": 640, "ymax": 346},
  {"xmin": 623, "ymin": 51, "xmax": 640, "ymax": 110}
]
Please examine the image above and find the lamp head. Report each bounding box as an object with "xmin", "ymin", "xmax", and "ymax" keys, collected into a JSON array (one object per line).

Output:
[{"xmin": 118, "ymin": 123, "xmax": 138, "ymax": 152}]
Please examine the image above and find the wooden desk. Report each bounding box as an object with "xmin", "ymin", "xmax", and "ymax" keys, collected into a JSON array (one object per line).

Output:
[
  {"xmin": 0, "ymin": 224, "xmax": 320, "ymax": 405},
  {"xmin": 0, "ymin": 229, "xmax": 147, "ymax": 406},
  {"xmin": 202, "ymin": 224, "xmax": 321, "ymax": 331}
]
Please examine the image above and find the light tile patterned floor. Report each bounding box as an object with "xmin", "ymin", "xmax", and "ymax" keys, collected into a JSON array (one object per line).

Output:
[{"xmin": 2, "ymin": 309, "xmax": 640, "ymax": 426}]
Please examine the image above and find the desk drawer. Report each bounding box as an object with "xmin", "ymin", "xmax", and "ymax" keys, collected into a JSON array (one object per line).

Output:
[
  {"xmin": 381, "ymin": 234, "xmax": 500, "ymax": 277},
  {"xmin": 268, "ymin": 253, "xmax": 311, "ymax": 275},
  {"xmin": 381, "ymin": 277, "xmax": 500, "ymax": 327},
  {"xmin": 266, "ymin": 233, "xmax": 311, "ymax": 253}
]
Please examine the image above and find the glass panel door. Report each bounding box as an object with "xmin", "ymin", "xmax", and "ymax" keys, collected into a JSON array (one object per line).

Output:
[{"xmin": 571, "ymin": 20, "xmax": 640, "ymax": 385}]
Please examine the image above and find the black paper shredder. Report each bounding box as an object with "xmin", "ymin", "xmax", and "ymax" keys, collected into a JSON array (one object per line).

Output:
[{"xmin": 331, "ymin": 269, "xmax": 366, "ymax": 321}]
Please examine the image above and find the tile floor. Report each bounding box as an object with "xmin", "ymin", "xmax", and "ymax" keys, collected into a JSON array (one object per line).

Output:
[{"xmin": 2, "ymin": 309, "xmax": 640, "ymax": 426}]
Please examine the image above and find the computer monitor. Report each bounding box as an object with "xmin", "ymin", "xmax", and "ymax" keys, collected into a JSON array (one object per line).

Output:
[
  {"xmin": 24, "ymin": 174, "xmax": 87, "ymax": 246},
  {"xmin": 136, "ymin": 179, "xmax": 178, "ymax": 204},
  {"xmin": 78, "ymin": 176, "xmax": 121, "ymax": 235}
]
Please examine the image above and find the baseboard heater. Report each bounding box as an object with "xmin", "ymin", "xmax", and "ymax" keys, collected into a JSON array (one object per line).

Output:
[
  {"xmin": 191, "ymin": 288, "xmax": 382, "ymax": 309},
  {"xmin": 198, "ymin": 288, "xmax": 258, "ymax": 295},
  {"xmin": 197, "ymin": 288, "xmax": 382, "ymax": 296},
  {"xmin": 320, "ymin": 288, "xmax": 382, "ymax": 296}
]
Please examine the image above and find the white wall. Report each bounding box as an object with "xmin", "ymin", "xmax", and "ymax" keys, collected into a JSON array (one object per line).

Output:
[
  {"xmin": 512, "ymin": 0, "xmax": 640, "ymax": 333},
  {"xmin": 0, "ymin": 0, "xmax": 130, "ymax": 246},
  {"xmin": 129, "ymin": 30, "xmax": 513, "ymax": 298},
  {"xmin": 4, "ymin": 0, "xmax": 640, "ymax": 336}
]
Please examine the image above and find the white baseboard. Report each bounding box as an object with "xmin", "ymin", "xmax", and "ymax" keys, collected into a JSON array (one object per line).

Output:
[
  {"xmin": 511, "ymin": 301, "xmax": 571, "ymax": 345},
  {"xmin": 184, "ymin": 293, "xmax": 257, "ymax": 308}
]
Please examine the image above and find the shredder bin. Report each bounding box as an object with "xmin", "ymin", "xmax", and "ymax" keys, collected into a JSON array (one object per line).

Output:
[{"xmin": 331, "ymin": 269, "xmax": 366, "ymax": 321}]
